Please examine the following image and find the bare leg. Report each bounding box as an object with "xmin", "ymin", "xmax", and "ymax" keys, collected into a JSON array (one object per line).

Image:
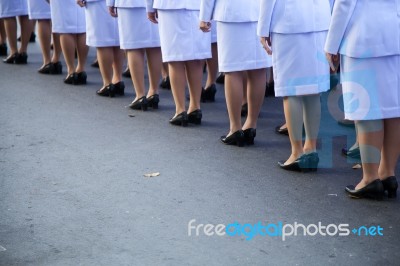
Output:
[
  {"xmin": 0, "ymin": 19, "xmax": 6, "ymax": 44},
  {"xmin": 97, "ymin": 47, "xmax": 114, "ymax": 87},
  {"xmin": 111, "ymin": 47, "xmax": 124, "ymax": 84},
  {"xmin": 242, "ymin": 68, "xmax": 267, "ymax": 130},
  {"xmin": 242, "ymin": 73, "xmax": 248, "ymax": 105},
  {"xmin": 17, "ymin": 15, "xmax": 33, "ymax": 54},
  {"xmin": 51, "ymin": 33, "xmax": 62, "ymax": 63},
  {"xmin": 145, "ymin": 47, "xmax": 162, "ymax": 97},
  {"xmin": 355, "ymin": 120, "xmax": 384, "ymax": 190},
  {"xmin": 127, "ymin": 49, "xmax": 146, "ymax": 100},
  {"xmin": 379, "ymin": 118, "xmax": 400, "ymax": 179},
  {"xmin": 60, "ymin": 33, "xmax": 76, "ymax": 75},
  {"xmin": 302, "ymin": 94, "xmax": 321, "ymax": 153},
  {"xmin": 37, "ymin": 19, "xmax": 52, "ymax": 66},
  {"xmin": 185, "ymin": 60, "xmax": 203, "ymax": 113},
  {"xmin": 283, "ymin": 96, "xmax": 304, "ymax": 164},
  {"xmin": 225, "ymin": 71, "xmax": 244, "ymax": 135},
  {"xmin": 161, "ymin": 62, "xmax": 169, "ymax": 79},
  {"xmin": 75, "ymin": 33, "xmax": 88, "ymax": 73},
  {"xmin": 267, "ymin": 67, "xmax": 274, "ymax": 84},
  {"xmin": 205, "ymin": 43, "xmax": 218, "ymax": 89},
  {"xmin": 169, "ymin": 61, "xmax": 187, "ymax": 115},
  {"xmin": 3, "ymin": 17, "xmax": 17, "ymax": 55}
]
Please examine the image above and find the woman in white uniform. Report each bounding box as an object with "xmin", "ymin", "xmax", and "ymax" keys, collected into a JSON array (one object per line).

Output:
[
  {"xmin": 108, "ymin": 0, "xmax": 162, "ymax": 109},
  {"xmin": 147, "ymin": 0, "xmax": 211, "ymax": 126},
  {"xmin": 258, "ymin": 0, "xmax": 331, "ymax": 170},
  {"xmin": 200, "ymin": 0, "xmax": 272, "ymax": 146},
  {"xmin": 78, "ymin": 0, "xmax": 124, "ymax": 97},
  {"xmin": 0, "ymin": 0, "xmax": 33, "ymax": 64},
  {"xmin": 326, "ymin": 0, "xmax": 400, "ymax": 200},
  {"xmin": 50, "ymin": 0, "xmax": 88, "ymax": 85},
  {"xmin": 28, "ymin": 0, "xmax": 62, "ymax": 74}
]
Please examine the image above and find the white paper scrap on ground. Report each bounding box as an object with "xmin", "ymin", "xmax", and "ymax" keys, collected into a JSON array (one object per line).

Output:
[{"xmin": 144, "ymin": 172, "xmax": 160, "ymax": 178}]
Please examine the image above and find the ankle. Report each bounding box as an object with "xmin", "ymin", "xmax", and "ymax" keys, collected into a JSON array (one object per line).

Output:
[
  {"xmin": 291, "ymin": 150, "xmax": 303, "ymax": 159},
  {"xmin": 379, "ymin": 171, "xmax": 395, "ymax": 180},
  {"xmin": 303, "ymin": 149, "xmax": 317, "ymax": 154}
]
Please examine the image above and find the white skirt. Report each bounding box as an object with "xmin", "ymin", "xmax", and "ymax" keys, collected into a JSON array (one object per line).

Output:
[
  {"xmin": 85, "ymin": 1, "xmax": 119, "ymax": 47},
  {"xmin": 157, "ymin": 9, "xmax": 211, "ymax": 62},
  {"xmin": 211, "ymin": 20, "xmax": 217, "ymax": 44},
  {"xmin": 341, "ymin": 55, "xmax": 400, "ymax": 120},
  {"xmin": 50, "ymin": 0, "xmax": 86, "ymax": 34},
  {"xmin": 271, "ymin": 31, "xmax": 330, "ymax": 97},
  {"xmin": 27, "ymin": 0, "xmax": 51, "ymax": 20},
  {"xmin": 117, "ymin": 7, "xmax": 159, "ymax": 50},
  {"xmin": 217, "ymin": 21, "xmax": 271, "ymax": 72},
  {"xmin": 0, "ymin": 0, "xmax": 28, "ymax": 18}
]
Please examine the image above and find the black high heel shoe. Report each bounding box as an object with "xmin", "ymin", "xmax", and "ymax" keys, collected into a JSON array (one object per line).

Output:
[
  {"xmin": 278, "ymin": 158, "xmax": 302, "ymax": 172},
  {"xmin": 169, "ymin": 112, "xmax": 188, "ymax": 127},
  {"xmin": 341, "ymin": 146, "xmax": 361, "ymax": 159},
  {"xmin": 15, "ymin": 52, "xmax": 28, "ymax": 64},
  {"xmin": 122, "ymin": 68, "xmax": 131, "ymax": 78},
  {"xmin": 220, "ymin": 130, "xmax": 245, "ymax": 147},
  {"xmin": 241, "ymin": 103, "xmax": 248, "ymax": 117},
  {"xmin": 0, "ymin": 43, "xmax": 8, "ymax": 56},
  {"xmin": 3, "ymin": 53, "xmax": 18, "ymax": 64},
  {"xmin": 18, "ymin": 32, "xmax": 36, "ymax": 43},
  {"xmin": 216, "ymin": 72, "xmax": 225, "ymax": 84},
  {"xmin": 129, "ymin": 96, "xmax": 148, "ymax": 111},
  {"xmin": 113, "ymin": 81, "xmax": 125, "ymax": 96},
  {"xmin": 64, "ymin": 73, "xmax": 77, "ymax": 85},
  {"xmin": 38, "ymin": 63, "xmax": 53, "ymax": 74},
  {"xmin": 278, "ymin": 152, "xmax": 319, "ymax": 172},
  {"xmin": 243, "ymin": 128, "xmax": 256, "ymax": 145},
  {"xmin": 188, "ymin": 109, "xmax": 202, "ymax": 125},
  {"xmin": 160, "ymin": 76, "xmax": 171, "ymax": 89},
  {"xmin": 201, "ymin": 84, "xmax": 217, "ymax": 102},
  {"xmin": 96, "ymin": 84, "xmax": 114, "ymax": 97},
  {"xmin": 51, "ymin": 61, "xmax": 63, "ymax": 75},
  {"xmin": 91, "ymin": 59, "xmax": 99, "ymax": 68},
  {"xmin": 265, "ymin": 81, "xmax": 275, "ymax": 97},
  {"xmin": 147, "ymin": 94, "xmax": 159, "ymax": 109},
  {"xmin": 275, "ymin": 124, "xmax": 289, "ymax": 136},
  {"xmin": 345, "ymin": 179, "xmax": 384, "ymax": 200},
  {"xmin": 76, "ymin": 71, "xmax": 87, "ymax": 85},
  {"xmin": 381, "ymin": 176, "xmax": 398, "ymax": 198}
]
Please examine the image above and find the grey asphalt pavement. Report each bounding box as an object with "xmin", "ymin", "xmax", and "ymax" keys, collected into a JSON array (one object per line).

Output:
[{"xmin": 1, "ymin": 42, "xmax": 399, "ymax": 266}]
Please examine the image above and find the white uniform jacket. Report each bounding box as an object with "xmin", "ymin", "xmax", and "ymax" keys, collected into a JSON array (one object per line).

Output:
[
  {"xmin": 146, "ymin": 0, "xmax": 200, "ymax": 12},
  {"xmin": 325, "ymin": 0, "xmax": 400, "ymax": 58},
  {"xmin": 106, "ymin": 0, "xmax": 146, "ymax": 8},
  {"xmin": 199, "ymin": 0, "xmax": 260, "ymax": 23},
  {"xmin": 329, "ymin": 0, "xmax": 335, "ymax": 10},
  {"xmin": 257, "ymin": 0, "xmax": 331, "ymax": 37}
]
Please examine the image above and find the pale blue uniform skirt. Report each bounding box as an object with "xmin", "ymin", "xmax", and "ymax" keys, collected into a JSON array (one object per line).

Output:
[
  {"xmin": 85, "ymin": 0, "xmax": 119, "ymax": 47},
  {"xmin": 0, "ymin": 0, "xmax": 28, "ymax": 18},
  {"xmin": 271, "ymin": 31, "xmax": 330, "ymax": 97},
  {"xmin": 27, "ymin": 0, "xmax": 51, "ymax": 20},
  {"xmin": 341, "ymin": 55, "xmax": 400, "ymax": 120},
  {"xmin": 157, "ymin": 9, "xmax": 211, "ymax": 62},
  {"xmin": 217, "ymin": 21, "xmax": 271, "ymax": 72},
  {"xmin": 50, "ymin": 0, "xmax": 86, "ymax": 34},
  {"xmin": 117, "ymin": 7, "xmax": 160, "ymax": 50},
  {"xmin": 211, "ymin": 20, "xmax": 217, "ymax": 44}
]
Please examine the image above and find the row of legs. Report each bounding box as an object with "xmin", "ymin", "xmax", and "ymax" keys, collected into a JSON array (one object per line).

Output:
[
  {"xmin": 3, "ymin": 19, "xmax": 398, "ymax": 188},
  {"xmin": 0, "ymin": 16, "xmax": 33, "ymax": 56},
  {"xmin": 283, "ymin": 93, "xmax": 400, "ymax": 190}
]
